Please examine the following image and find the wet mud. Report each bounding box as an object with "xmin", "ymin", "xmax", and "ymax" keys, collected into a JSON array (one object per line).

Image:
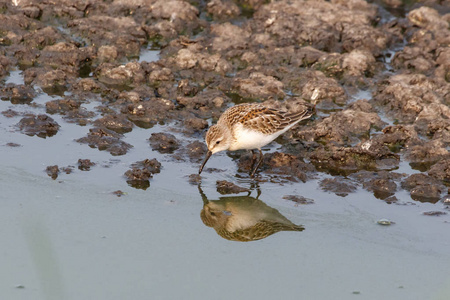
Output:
[{"xmin": 0, "ymin": 0, "xmax": 449, "ymax": 203}]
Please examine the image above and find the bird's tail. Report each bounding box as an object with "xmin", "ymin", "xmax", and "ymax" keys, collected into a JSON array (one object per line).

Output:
[{"xmin": 285, "ymin": 106, "xmax": 314, "ymax": 123}]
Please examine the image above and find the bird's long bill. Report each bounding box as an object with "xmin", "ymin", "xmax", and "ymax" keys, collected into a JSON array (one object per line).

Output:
[{"xmin": 199, "ymin": 150, "xmax": 212, "ymax": 174}]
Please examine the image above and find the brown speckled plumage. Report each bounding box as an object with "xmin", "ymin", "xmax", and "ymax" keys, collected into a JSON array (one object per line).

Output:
[
  {"xmin": 199, "ymin": 102, "xmax": 313, "ymax": 177},
  {"xmin": 216, "ymin": 221, "xmax": 305, "ymax": 242},
  {"xmin": 218, "ymin": 103, "xmax": 312, "ymax": 135}
]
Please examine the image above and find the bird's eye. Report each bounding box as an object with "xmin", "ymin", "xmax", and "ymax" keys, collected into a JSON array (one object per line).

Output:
[
  {"xmin": 210, "ymin": 212, "xmax": 216, "ymax": 216},
  {"xmin": 216, "ymin": 141, "xmax": 220, "ymax": 144}
]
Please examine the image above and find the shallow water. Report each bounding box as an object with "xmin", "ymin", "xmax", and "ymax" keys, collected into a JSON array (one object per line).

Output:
[
  {"xmin": 1, "ymin": 69, "xmax": 450, "ymax": 299},
  {"xmin": 138, "ymin": 49, "xmax": 160, "ymax": 63},
  {"xmin": 1, "ymin": 164, "xmax": 450, "ymax": 300}
]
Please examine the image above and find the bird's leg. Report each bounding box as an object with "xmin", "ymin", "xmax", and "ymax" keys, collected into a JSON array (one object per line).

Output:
[
  {"xmin": 255, "ymin": 185, "xmax": 262, "ymax": 199},
  {"xmin": 247, "ymin": 181, "xmax": 261, "ymax": 199},
  {"xmin": 250, "ymin": 149, "xmax": 263, "ymax": 178},
  {"xmin": 250, "ymin": 149, "xmax": 258, "ymax": 171}
]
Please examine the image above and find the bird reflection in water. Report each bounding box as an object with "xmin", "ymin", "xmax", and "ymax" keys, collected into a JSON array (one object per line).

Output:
[{"xmin": 199, "ymin": 186, "xmax": 304, "ymax": 242}]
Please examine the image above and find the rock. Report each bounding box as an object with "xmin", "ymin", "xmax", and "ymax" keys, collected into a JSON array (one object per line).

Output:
[
  {"xmin": 362, "ymin": 178, "xmax": 397, "ymax": 200},
  {"xmin": 23, "ymin": 26, "xmax": 63, "ymax": 49},
  {"xmin": 94, "ymin": 114, "xmax": 134, "ymax": 134},
  {"xmin": 299, "ymin": 70, "xmax": 347, "ymax": 106},
  {"xmin": 377, "ymin": 219, "xmax": 394, "ymax": 225},
  {"xmin": 319, "ymin": 177, "xmax": 357, "ymax": 197},
  {"xmin": 17, "ymin": 114, "xmax": 60, "ymax": 138},
  {"xmin": 124, "ymin": 168, "xmax": 152, "ymax": 190},
  {"xmin": 392, "ymin": 46, "xmax": 434, "ymax": 73},
  {"xmin": 406, "ymin": 140, "xmax": 450, "ymax": 170},
  {"xmin": 428, "ymin": 159, "xmax": 450, "ymax": 184},
  {"xmin": 69, "ymin": 15, "xmax": 145, "ymax": 58},
  {"xmin": 77, "ymin": 159, "xmax": 95, "ymax": 171},
  {"xmin": 46, "ymin": 165, "xmax": 59, "ymax": 180},
  {"xmin": 177, "ymin": 79, "xmax": 199, "ymax": 96},
  {"xmin": 216, "ymin": 180, "xmax": 249, "ymax": 194},
  {"xmin": 175, "ymin": 49, "xmax": 198, "ymax": 69},
  {"xmin": 142, "ymin": 0, "xmax": 201, "ymax": 42},
  {"xmin": 183, "ymin": 117, "xmax": 208, "ymax": 133},
  {"xmin": 121, "ymin": 98, "xmax": 175, "ymax": 128},
  {"xmin": 45, "ymin": 98, "xmax": 95, "ymax": 126},
  {"xmin": 95, "ymin": 62, "xmax": 145, "ymax": 86},
  {"xmin": 384, "ymin": 195, "xmax": 398, "ymax": 204},
  {"xmin": 298, "ymin": 100, "xmax": 386, "ymax": 146},
  {"xmin": 233, "ymin": 72, "xmax": 285, "ymax": 99},
  {"xmin": 97, "ymin": 45, "xmax": 118, "ymax": 62},
  {"xmin": 150, "ymin": 0, "xmax": 199, "ymax": 21},
  {"xmin": 76, "ymin": 127, "xmax": 132, "ymax": 156},
  {"xmin": 185, "ymin": 141, "xmax": 207, "ymax": 162},
  {"xmin": 309, "ymin": 145, "xmax": 399, "ymax": 175},
  {"xmin": 253, "ymin": 0, "xmax": 383, "ymax": 53},
  {"xmin": 1, "ymin": 84, "xmax": 36, "ymax": 104},
  {"xmin": 72, "ymin": 78, "xmax": 103, "ymax": 93},
  {"xmin": 124, "ymin": 158, "xmax": 162, "ymax": 190},
  {"xmin": 21, "ymin": 5, "xmax": 42, "ymax": 19},
  {"xmin": 211, "ymin": 23, "xmax": 250, "ymax": 52},
  {"xmin": 206, "ymin": 0, "xmax": 240, "ymax": 20},
  {"xmin": 373, "ymin": 74, "xmax": 449, "ymax": 124},
  {"xmin": 258, "ymin": 152, "xmax": 314, "ymax": 182},
  {"xmin": 112, "ymin": 190, "xmax": 126, "ymax": 197},
  {"xmin": 61, "ymin": 166, "xmax": 73, "ymax": 175},
  {"xmin": 1, "ymin": 109, "xmax": 20, "ymax": 118},
  {"xmin": 351, "ymin": 170, "xmax": 404, "ymax": 200},
  {"xmin": 342, "ymin": 49, "xmax": 376, "ymax": 77},
  {"xmin": 369, "ymin": 125, "xmax": 420, "ymax": 153},
  {"xmin": 39, "ymin": 42, "xmax": 86, "ymax": 70},
  {"xmin": 176, "ymin": 89, "xmax": 228, "ymax": 118},
  {"xmin": 46, "ymin": 98, "xmax": 81, "ymax": 114},
  {"xmin": 401, "ymin": 173, "xmax": 443, "ymax": 203},
  {"xmin": 149, "ymin": 132, "xmax": 180, "ymax": 154},
  {"xmin": 148, "ymin": 66, "xmax": 174, "ymax": 82},
  {"xmin": 408, "ymin": 7, "xmax": 449, "ymax": 34},
  {"xmin": 24, "ymin": 68, "xmax": 73, "ymax": 93}
]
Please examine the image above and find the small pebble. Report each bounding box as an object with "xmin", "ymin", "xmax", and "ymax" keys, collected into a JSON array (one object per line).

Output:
[
  {"xmin": 377, "ymin": 219, "xmax": 394, "ymax": 225},
  {"xmin": 442, "ymin": 196, "xmax": 450, "ymax": 204},
  {"xmin": 112, "ymin": 190, "xmax": 126, "ymax": 197}
]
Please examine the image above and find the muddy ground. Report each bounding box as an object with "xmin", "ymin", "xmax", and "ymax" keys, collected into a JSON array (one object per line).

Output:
[{"xmin": 0, "ymin": 0, "xmax": 449, "ymax": 203}]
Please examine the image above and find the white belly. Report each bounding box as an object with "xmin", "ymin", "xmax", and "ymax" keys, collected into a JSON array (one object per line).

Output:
[{"xmin": 229, "ymin": 124, "xmax": 280, "ymax": 150}]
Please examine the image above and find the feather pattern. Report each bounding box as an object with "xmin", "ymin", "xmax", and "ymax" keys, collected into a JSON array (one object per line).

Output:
[
  {"xmin": 218, "ymin": 103, "xmax": 312, "ymax": 135},
  {"xmin": 199, "ymin": 102, "xmax": 313, "ymax": 177}
]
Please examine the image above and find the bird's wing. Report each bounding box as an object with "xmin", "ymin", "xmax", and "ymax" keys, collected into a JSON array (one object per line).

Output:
[
  {"xmin": 217, "ymin": 221, "xmax": 305, "ymax": 241},
  {"xmin": 241, "ymin": 106, "xmax": 313, "ymax": 135}
]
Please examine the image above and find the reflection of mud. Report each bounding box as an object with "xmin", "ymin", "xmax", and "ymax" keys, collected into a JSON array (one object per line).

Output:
[{"xmin": 199, "ymin": 187, "xmax": 304, "ymax": 242}]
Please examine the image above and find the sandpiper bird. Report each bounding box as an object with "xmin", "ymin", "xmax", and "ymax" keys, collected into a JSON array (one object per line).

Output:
[
  {"xmin": 199, "ymin": 103, "xmax": 313, "ymax": 177},
  {"xmin": 200, "ymin": 193, "xmax": 305, "ymax": 242}
]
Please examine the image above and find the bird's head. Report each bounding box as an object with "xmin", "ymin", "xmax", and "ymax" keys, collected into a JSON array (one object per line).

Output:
[
  {"xmin": 200, "ymin": 202, "xmax": 230, "ymax": 229},
  {"xmin": 205, "ymin": 125, "xmax": 231, "ymax": 154},
  {"xmin": 199, "ymin": 125, "xmax": 232, "ymax": 174}
]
